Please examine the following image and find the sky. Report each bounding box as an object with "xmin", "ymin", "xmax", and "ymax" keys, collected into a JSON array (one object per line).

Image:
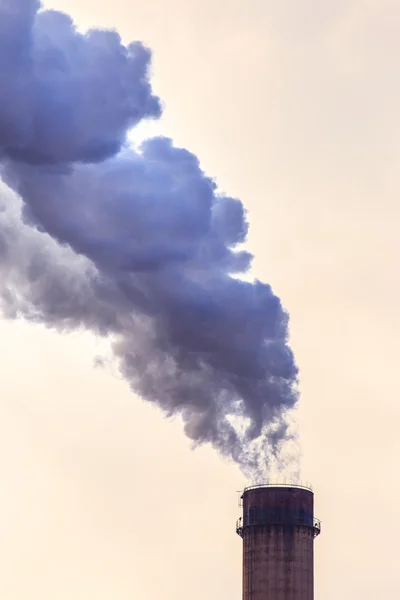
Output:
[{"xmin": 0, "ymin": 0, "xmax": 399, "ymax": 598}]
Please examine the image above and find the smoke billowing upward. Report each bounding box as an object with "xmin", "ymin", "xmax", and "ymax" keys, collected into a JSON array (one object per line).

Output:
[{"xmin": 0, "ymin": 0, "xmax": 299, "ymax": 478}]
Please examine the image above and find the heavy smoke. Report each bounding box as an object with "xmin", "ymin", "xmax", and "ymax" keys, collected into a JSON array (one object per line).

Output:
[{"xmin": 0, "ymin": 0, "xmax": 299, "ymax": 477}]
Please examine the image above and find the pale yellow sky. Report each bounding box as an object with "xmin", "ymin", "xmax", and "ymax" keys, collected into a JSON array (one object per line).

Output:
[{"xmin": 0, "ymin": 0, "xmax": 399, "ymax": 598}]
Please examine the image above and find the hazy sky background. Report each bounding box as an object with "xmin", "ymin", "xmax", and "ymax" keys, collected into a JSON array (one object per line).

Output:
[{"xmin": 0, "ymin": 0, "xmax": 399, "ymax": 598}]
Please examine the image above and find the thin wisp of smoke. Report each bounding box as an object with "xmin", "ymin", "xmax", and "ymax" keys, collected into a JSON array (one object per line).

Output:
[{"xmin": 0, "ymin": 0, "xmax": 299, "ymax": 478}]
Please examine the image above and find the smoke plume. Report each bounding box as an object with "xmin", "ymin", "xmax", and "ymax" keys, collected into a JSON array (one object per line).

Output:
[{"xmin": 0, "ymin": 0, "xmax": 299, "ymax": 478}]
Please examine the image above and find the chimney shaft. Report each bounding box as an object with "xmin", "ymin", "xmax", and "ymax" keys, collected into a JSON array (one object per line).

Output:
[{"xmin": 236, "ymin": 484, "xmax": 320, "ymax": 600}]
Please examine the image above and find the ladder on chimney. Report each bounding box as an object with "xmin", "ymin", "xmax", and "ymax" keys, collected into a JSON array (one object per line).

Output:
[{"xmin": 244, "ymin": 539, "xmax": 254, "ymax": 599}]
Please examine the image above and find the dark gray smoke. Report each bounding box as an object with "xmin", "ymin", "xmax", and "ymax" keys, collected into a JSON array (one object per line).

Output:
[
  {"xmin": 0, "ymin": 0, "xmax": 161, "ymax": 164},
  {"xmin": 0, "ymin": 0, "xmax": 299, "ymax": 477}
]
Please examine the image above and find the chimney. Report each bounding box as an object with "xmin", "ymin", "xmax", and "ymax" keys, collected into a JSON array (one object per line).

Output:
[{"xmin": 236, "ymin": 484, "xmax": 320, "ymax": 600}]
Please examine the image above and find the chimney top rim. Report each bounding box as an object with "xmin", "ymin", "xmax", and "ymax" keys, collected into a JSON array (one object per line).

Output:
[{"xmin": 242, "ymin": 482, "xmax": 313, "ymax": 495}]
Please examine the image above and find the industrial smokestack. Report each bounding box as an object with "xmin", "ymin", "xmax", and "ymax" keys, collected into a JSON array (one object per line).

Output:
[{"xmin": 236, "ymin": 484, "xmax": 320, "ymax": 600}]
